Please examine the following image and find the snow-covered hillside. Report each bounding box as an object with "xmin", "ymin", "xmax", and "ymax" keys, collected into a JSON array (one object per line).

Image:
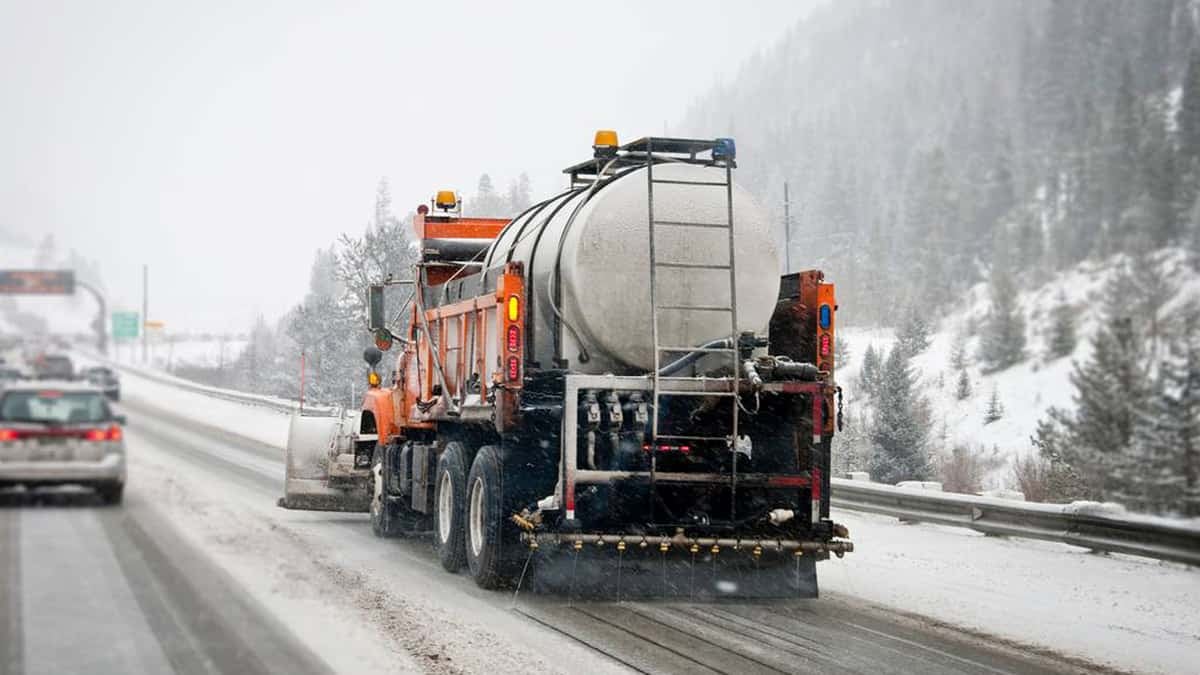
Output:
[{"xmin": 838, "ymin": 248, "xmax": 1200, "ymax": 491}]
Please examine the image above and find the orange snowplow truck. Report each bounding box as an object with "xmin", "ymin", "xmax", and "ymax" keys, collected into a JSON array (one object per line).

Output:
[{"xmin": 281, "ymin": 133, "xmax": 851, "ymax": 599}]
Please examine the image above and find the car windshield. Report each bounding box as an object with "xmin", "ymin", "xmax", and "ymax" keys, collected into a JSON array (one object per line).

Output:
[{"xmin": 0, "ymin": 390, "xmax": 111, "ymax": 424}]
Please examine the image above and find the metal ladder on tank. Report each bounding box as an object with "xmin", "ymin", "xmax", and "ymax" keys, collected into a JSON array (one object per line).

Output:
[{"xmin": 645, "ymin": 139, "xmax": 741, "ymax": 480}]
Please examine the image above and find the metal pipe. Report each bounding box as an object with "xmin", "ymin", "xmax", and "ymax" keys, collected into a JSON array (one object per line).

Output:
[
  {"xmin": 522, "ymin": 531, "xmax": 853, "ymax": 556},
  {"xmin": 657, "ymin": 338, "xmax": 732, "ymax": 376}
]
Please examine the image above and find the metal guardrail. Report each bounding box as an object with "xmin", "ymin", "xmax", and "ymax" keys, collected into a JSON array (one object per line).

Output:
[
  {"xmin": 97, "ymin": 357, "xmax": 335, "ymax": 416},
  {"xmin": 831, "ymin": 478, "xmax": 1200, "ymax": 566}
]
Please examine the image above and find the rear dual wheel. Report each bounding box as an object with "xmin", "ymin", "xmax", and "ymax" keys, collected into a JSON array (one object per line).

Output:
[{"xmin": 465, "ymin": 445, "xmax": 523, "ymax": 589}]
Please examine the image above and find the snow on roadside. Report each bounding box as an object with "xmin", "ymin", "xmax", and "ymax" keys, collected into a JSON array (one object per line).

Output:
[
  {"xmin": 824, "ymin": 508, "xmax": 1200, "ymax": 675},
  {"xmin": 838, "ymin": 248, "xmax": 1200, "ymax": 490},
  {"xmin": 75, "ymin": 352, "xmax": 292, "ymax": 449}
]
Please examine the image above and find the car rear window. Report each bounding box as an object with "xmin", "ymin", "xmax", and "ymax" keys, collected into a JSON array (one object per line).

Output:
[{"xmin": 0, "ymin": 390, "xmax": 111, "ymax": 424}]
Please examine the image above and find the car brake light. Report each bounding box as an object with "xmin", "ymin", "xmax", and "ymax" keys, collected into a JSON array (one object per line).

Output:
[
  {"xmin": 84, "ymin": 426, "xmax": 122, "ymax": 442},
  {"xmin": 36, "ymin": 390, "xmax": 63, "ymax": 399},
  {"xmin": 0, "ymin": 429, "xmax": 17, "ymax": 442}
]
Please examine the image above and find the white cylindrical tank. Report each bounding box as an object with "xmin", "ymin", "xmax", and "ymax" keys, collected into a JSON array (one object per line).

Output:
[{"xmin": 484, "ymin": 162, "xmax": 779, "ymax": 375}]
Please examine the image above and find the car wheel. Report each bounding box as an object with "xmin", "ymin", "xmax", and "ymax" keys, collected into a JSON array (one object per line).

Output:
[
  {"xmin": 98, "ymin": 482, "xmax": 124, "ymax": 506},
  {"xmin": 434, "ymin": 441, "xmax": 469, "ymax": 572}
]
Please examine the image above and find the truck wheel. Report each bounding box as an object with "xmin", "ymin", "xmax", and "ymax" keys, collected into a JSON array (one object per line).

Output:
[
  {"xmin": 434, "ymin": 441, "xmax": 468, "ymax": 572},
  {"xmin": 370, "ymin": 445, "xmax": 400, "ymax": 537},
  {"xmin": 466, "ymin": 445, "xmax": 522, "ymax": 589}
]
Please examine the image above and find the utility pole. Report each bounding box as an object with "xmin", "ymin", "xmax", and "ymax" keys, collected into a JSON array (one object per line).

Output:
[
  {"xmin": 141, "ymin": 264, "xmax": 148, "ymax": 364},
  {"xmin": 783, "ymin": 182, "xmax": 792, "ymax": 273}
]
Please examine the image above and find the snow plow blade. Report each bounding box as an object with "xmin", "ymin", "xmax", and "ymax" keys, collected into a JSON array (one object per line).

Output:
[
  {"xmin": 279, "ymin": 412, "xmax": 371, "ymax": 512},
  {"xmin": 519, "ymin": 535, "xmax": 850, "ymax": 600}
]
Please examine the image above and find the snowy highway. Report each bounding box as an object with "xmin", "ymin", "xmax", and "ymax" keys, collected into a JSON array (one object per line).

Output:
[{"xmin": 0, "ymin": 385, "xmax": 1130, "ymax": 675}]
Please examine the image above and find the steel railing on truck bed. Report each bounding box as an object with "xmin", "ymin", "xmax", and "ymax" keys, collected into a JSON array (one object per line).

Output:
[{"xmin": 831, "ymin": 478, "xmax": 1200, "ymax": 566}]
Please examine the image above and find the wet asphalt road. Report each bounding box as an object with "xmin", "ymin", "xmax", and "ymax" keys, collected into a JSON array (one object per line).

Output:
[
  {"xmin": 1, "ymin": 398, "xmax": 1105, "ymax": 675},
  {"xmin": 0, "ymin": 483, "xmax": 328, "ymax": 675}
]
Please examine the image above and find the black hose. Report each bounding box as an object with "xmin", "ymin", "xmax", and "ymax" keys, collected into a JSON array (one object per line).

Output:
[{"xmin": 657, "ymin": 338, "xmax": 733, "ymax": 376}]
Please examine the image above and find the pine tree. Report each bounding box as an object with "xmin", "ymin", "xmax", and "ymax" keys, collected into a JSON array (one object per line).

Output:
[
  {"xmin": 984, "ymin": 385, "xmax": 1005, "ymax": 424},
  {"xmin": 506, "ymin": 172, "xmax": 533, "ymax": 213},
  {"xmin": 978, "ymin": 261, "xmax": 1026, "ymax": 372},
  {"xmin": 1179, "ymin": 49, "xmax": 1200, "ymax": 166},
  {"xmin": 1046, "ymin": 291, "xmax": 1077, "ymax": 359},
  {"xmin": 1106, "ymin": 60, "xmax": 1139, "ymax": 230},
  {"xmin": 1064, "ymin": 315, "xmax": 1148, "ymax": 498},
  {"xmin": 834, "ymin": 335, "xmax": 851, "ymax": 369},
  {"xmin": 956, "ymin": 368, "xmax": 972, "ymax": 400},
  {"xmin": 896, "ymin": 305, "xmax": 932, "ymax": 358},
  {"xmin": 859, "ymin": 344, "xmax": 882, "ymax": 400},
  {"xmin": 949, "ymin": 329, "xmax": 969, "ymax": 370},
  {"xmin": 1132, "ymin": 309, "xmax": 1200, "ymax": 515},
  {"xmin": 868, "ymin": 346, "xmax": 932, "ymax": 484}
]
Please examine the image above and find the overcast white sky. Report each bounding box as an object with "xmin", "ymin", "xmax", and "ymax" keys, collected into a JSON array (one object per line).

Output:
[{"xmin": 1, "ymin": 1, "xmax": 817, "ymax": 332}]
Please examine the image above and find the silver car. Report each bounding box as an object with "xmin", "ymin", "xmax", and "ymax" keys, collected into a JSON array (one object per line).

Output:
[{"xmin": 0, "ymin": 380, "xmax": 126, "ymax": 504}]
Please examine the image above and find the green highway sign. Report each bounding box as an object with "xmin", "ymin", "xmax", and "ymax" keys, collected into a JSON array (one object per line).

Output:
[{"xmin": 112, "ymin": 311, "xmax": 140, "ymax": 340}]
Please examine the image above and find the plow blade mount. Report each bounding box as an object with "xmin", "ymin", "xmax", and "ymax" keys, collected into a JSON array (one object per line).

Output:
[
  {"xmin": 522, "ymin": 544, "xmax": 818, "ymax": 600},
  {"xmin": 279, "ymin": 412, "xmax": 370, "ymax": 512}
]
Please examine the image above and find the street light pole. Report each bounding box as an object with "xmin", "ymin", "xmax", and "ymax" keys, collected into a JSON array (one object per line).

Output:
[{"xmin": 783, "ymin": 182, "xmax": 792, "ymax": 273}]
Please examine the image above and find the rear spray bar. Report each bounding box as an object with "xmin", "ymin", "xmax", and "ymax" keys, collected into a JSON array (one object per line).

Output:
[{"xmin": 520, "ymin": 532, "xmax": 853, "ymax": 558}]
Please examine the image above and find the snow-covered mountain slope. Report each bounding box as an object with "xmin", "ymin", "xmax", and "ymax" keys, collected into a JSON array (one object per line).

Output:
[{"xmin": 838, "ymin": 248, "xmax": 1200, "ymax": 490}]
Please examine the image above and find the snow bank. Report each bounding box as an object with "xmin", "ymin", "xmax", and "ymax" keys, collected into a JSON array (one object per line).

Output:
[
  {"xmin": 839, "ymin": 248, "xmax": 1200, "ymax": 490},
  {"xmin": 75, "ymin": 353, "xmax": 293, "ymax": 450},
  {"xmin": 824, "ymin": 508, "xmax": 1200, "ymax": 675}
]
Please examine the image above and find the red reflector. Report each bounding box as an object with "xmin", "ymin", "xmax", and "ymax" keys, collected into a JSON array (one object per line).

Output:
[
  {"xmin": 768, "ymin": 475, "xmax": 811, "ymax": 488},
  {"xmin": 811, "ymin": 467, "xmax": 822, "ymax": 501},
  {"xmin": 506, "ymin": 325, "xmax": 520, "ymax": 353},
  {"xmin": 506, "ymin": 356, "xmax": 520, "ymax": 381},
  {"xmin": 820, "ymin": 334, "xmax": 831, "ymax": 356},
  {"xmin": 641, "ymin": 443, "xmax": 690, "ymax": 453},
  {"xmin": 0, "ymin": 429, "xmax": 17, "ymax": 442}
]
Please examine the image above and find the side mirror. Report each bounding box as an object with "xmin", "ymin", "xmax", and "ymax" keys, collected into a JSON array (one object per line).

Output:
[
  {"xmin": 113, "ymin": 414, "xmax": 127, "ymax": 426},
  {"xmin": 368, "ymin": 284, "xmax": 386, "ymax": 331}
]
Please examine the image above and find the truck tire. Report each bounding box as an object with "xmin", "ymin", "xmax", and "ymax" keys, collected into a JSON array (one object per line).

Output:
[
  {"xmin": 370, "ymin": 445, "xmax": 401, "ymax": 537},
  {"xmin": 466, "ymin": 445, "xmax": 522, "ymax": 589},
  {"xmin": 434, "ymin": 442, "xmax": 468, "ymax": 572}
]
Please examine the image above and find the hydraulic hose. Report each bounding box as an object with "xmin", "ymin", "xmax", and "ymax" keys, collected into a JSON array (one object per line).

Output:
[{"xmin": 657, "ymin": 338, "xmax": 733, "ymax": 377}]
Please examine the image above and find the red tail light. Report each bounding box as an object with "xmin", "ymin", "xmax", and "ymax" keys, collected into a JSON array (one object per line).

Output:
[
  {"xmin": 506, "ymin": 356, "xmax": 520, "ymax": 381},
  {"xmin": 506, "ymin": 325, "xmax": 520, "ymax": 353},
  {"xmin": 0, "ymin": 429, "xmax": 17, "ymax": 442},
  {"xmin": 84, "ymin": 426, "xmax": 123, "ymax": 442}
]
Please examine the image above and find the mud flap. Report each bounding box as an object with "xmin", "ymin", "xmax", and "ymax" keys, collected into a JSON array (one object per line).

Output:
[
  {"xmin": 279, "ymin": 413, "xmax": 370, "ymax": 512},
  {"xmin": 521, "ymin": 545, "xmax": 818, "ymax": 600}
]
